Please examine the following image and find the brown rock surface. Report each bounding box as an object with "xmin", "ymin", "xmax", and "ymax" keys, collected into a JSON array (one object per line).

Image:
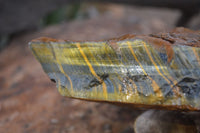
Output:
[{"xmin": 0, "ymin": 5, "xmax": 199, "ymax": 133}]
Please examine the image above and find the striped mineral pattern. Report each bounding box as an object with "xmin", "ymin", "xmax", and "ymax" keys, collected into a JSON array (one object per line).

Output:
[{"xmin": 29, "ymin": 28, "xmax": 200, "ymax": 111}]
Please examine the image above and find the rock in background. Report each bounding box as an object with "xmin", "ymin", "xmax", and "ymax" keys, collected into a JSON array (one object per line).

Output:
[
  {"xmin": 0, "ymin": 3, "xmax": 200, "ymax": 133},
  {"xmin": 134, "ymin": 110, "xmax": 197, "ymax": 133}
]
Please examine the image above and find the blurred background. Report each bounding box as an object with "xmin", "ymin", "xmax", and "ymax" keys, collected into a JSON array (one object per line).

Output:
[
  {"xmin": 1, "ymin": 0, "xmax": 200, "ymax": 50},
  {"xmin": 0, "ymin": 0, "xmax": 200, "ymax": 133}
]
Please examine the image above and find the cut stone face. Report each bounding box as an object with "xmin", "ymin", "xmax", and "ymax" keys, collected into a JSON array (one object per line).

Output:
[{"xmin": 29, "ymin": 28, "xmax": 200, "ymax": 111}]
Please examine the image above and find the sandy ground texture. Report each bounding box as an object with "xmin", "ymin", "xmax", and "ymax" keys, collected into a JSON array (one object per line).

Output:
[{"xmin": 0, "ymin": 4, "xmax": 199, "ymax": 133}]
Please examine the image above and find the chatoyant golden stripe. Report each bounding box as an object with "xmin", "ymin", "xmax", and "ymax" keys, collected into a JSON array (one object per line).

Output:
[
  {"xmin": 127, "ymin": 41, "xmax": 163, "ymax": 98},
  {"xmin": 29, "ymin": 28, "xmax": 200, "ymax": 110},
  {"xmin": 142, "ymin": 41, "xmax": 181, "ymax": 97},
  {"xmin": 50, "ymin": 43, "xmax": 74, "ymax": 93},
  {"xmin": 76, "ymin": 43, "xmax": 108, "ymax": 99}
]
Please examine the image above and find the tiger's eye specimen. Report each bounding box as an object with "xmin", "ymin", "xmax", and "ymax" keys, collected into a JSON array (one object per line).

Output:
[{"xmin": 29, "ymin": 28, "xmax": 200, "ymax": 111}]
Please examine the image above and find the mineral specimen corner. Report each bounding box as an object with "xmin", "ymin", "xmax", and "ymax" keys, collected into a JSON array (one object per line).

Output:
[{"xmin": 29, "ymin": 28, "xmax": 200, "ymax": 111}]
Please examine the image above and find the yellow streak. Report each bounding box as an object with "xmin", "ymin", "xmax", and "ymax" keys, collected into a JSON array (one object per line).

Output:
[
  {"xmin": 50, "ymin": 44, "xmax": 73, "ymax": 93},
  {"xmin": 142, "ymin": 42, "xmax": 184, "ymax": 97},
  {"xmin": 192, "ymin": 47, "xmax": 200, "ymax": 65},
  {"xmin": 127, "ymin": 41, "xmax": 163, "ymax": 98},
  {"xmin": 149, "ymin": 46, "xmax": 179, "ymax": 95},
  {"xmin": 76, "ymin": 43, "xmax": 108, "ymax": 99},
  {"xmin": 104, "ymin": 45, "xmax": 123, "ymax": 94},
  {"xmin": 142, "ymin": 41, "xmax": 175, "ymax": 87}
]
